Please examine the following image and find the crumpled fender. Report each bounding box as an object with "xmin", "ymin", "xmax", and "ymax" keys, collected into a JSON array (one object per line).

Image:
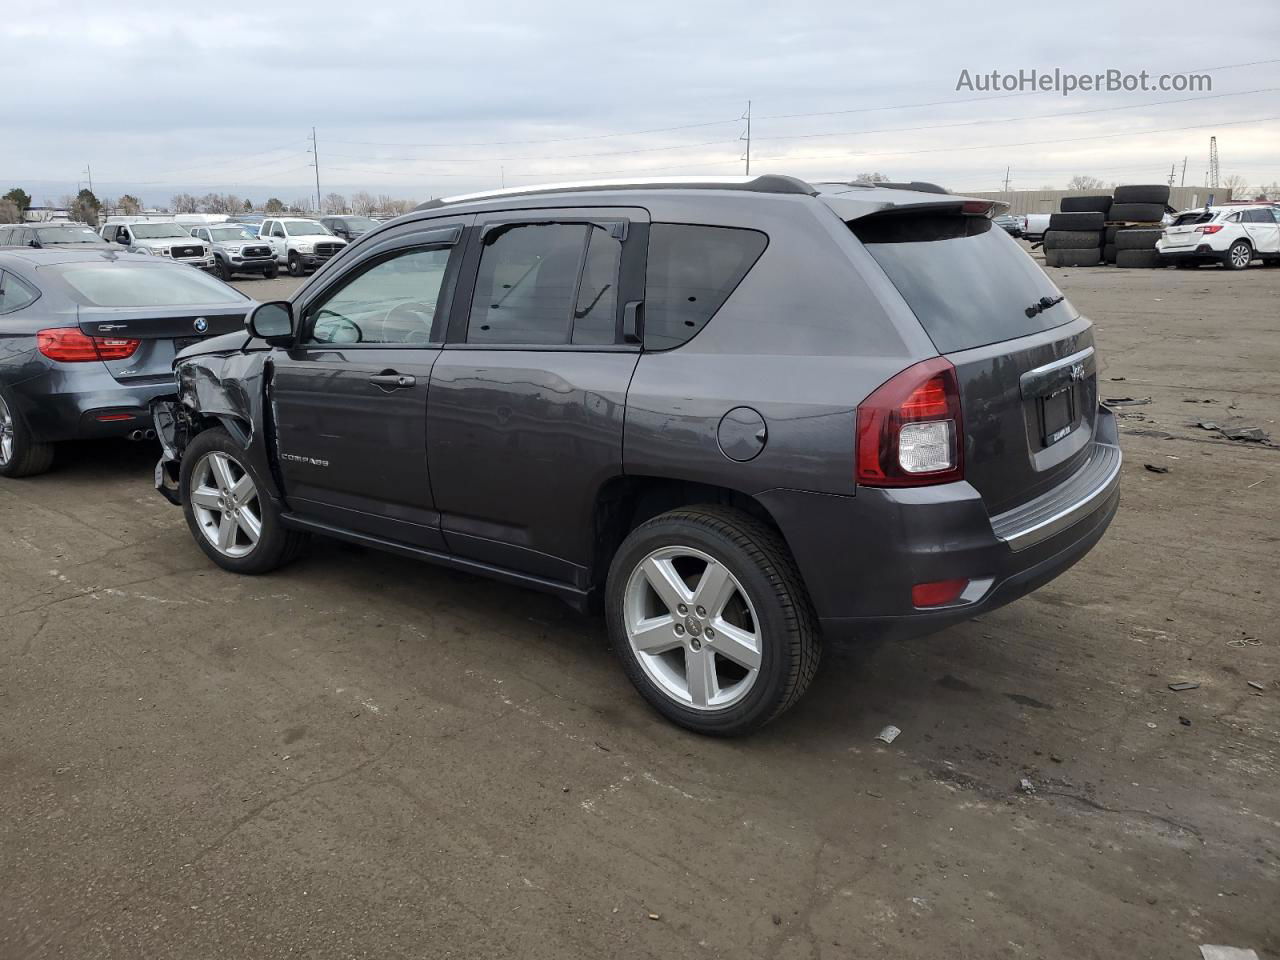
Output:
[{"xmin": 150, "ymin": 349, "xmax": 283, "ymax": 507}]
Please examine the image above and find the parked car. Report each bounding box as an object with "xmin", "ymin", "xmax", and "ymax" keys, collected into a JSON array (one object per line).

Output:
[
  {"xmin": 994, "ymin": 213, "xmax": 1025, "ymax": 238},
  {"xmin": 1156, "ymin": 204, "xmax": 1280, "ymax": 269},
  {"xmin": 1023, "ymin": 213, "xmax": 1052, "ymax": 242},
  {"xmin": 152, "ymin": 175, "xmax": 1120, "ymax": 735},
  {"xmin": 0, "ymin": 248, "xmax": 252, "ymax": 478},
  {"xmin": 320, "ymin": 215, "xmax": 380, "ymax": 243},
  {"xmin": 258, "ymin": 218, "xmax": 347, "ymax": 276},
  {"xmin": 99, "ymin": 219, "xmax": 216, "ymax": 271},
  {"xmin": 0, "ymin": 223, "xmax": 115, "ymax": 250},
  {"xmin": 188, "ymin": 224, "xmax": 279, "ymax": 281}
]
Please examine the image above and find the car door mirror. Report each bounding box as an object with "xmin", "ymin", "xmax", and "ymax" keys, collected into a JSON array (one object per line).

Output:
[{"xmin": 248, "ymin": 301, "xmax": 295, "ymax": 344}]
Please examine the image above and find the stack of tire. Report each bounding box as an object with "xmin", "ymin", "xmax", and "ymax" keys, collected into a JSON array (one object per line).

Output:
[
  {"xmin": 1043, "ymin": 194, "xmax": 1111, "ymax": 267},
  {"xmin": 1109, "ymin": 184, "xmax": 1169, "ymax": 269}
]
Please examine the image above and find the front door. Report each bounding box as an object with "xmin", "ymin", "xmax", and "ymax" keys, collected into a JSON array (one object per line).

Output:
[
  {"xmin": 427, "ymin": 207, "xmax": 648, "ymax": 586},
  {"xmin": 270, "ymin": 221, "xmax": 469, "ymax": 549}
]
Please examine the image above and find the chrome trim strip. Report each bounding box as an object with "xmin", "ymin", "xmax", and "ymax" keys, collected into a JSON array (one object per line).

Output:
[
  {"xmin": 993, "ymin": 442, "xmax": 1122, "ymax": 552},
  {"xmin": 1025, "ymin": 345, "xmax": 1095, "ymax": 379}
]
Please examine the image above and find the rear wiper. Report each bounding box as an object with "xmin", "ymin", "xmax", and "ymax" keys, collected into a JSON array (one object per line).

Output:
[{"xmin": 1025, "ymin": 294, "xmax": 1065, "ymax": 318}]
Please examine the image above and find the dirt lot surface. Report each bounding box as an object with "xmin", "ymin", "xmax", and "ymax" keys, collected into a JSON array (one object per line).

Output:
[{"xmin": 2, "ymin": 257, "xmax": 1277, "ymax": 959}]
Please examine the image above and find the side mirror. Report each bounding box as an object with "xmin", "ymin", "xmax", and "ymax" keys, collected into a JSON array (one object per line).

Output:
[
  {"xmin": 248, "ymin": 301, "xmax": 295, "ymax": 344},
  {"xmin": 116, "ymin": 235, "xmax": 129, "ymax": 245}
]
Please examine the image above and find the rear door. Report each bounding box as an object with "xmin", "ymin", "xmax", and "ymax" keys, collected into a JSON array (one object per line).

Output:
[
  {"xmin": 426, "ymin": 207, "xmax": 647, "ymax": 585},
  {"xmin": 1241, "ymin": 208, "xmax": 1280, "ymax": 252},
  {"xmin": 855, "ymin": 212, "xmax": 1099, "ymax": 515},
  {"xmin": 269, "ymin": 218, "xmax": 470, "ymax": 549}
]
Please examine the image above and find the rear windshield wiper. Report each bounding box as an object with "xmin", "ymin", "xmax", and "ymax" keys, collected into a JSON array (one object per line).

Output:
[{"xmin": 1025, "ymin": 295, "xmax": 1064, "ymax": 318}]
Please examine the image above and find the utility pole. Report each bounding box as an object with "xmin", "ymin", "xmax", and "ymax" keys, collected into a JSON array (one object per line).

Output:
[
  {"xmin": 310, "ymin": 127, "xmax": 322, "ymax": 213},
  {"xmin": 1208, "ymin": 136, "xmax": 1220, "ymax": 189},
  {"xmin": 1002, "ymin": 166, "xmax": 1011, "ymax": 191},
  {"xmin": 1167, "ymin": 163, "xmax": 1176, "ymax": 187},
  {"xmin": 84, "ymin": 164, "xmax": 93, "ymax": 194},
  {"xmin": 1180, "ymin": 156, "xmax": 1187, "ymax": 187},
  {"xmin": 740, "ymin": 100, "xmax": 752, "ymax": 176}
]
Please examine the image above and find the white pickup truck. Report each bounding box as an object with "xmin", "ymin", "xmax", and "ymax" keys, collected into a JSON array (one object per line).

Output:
[{"xmin": 257, "ymin": 218, "xmax": 347, "ymax": 276}]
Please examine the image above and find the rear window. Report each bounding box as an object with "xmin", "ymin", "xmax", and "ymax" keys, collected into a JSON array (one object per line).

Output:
[
  {"xmin": 55, "ymin": 263, "xmax": 247, "ymax": 307},
  {"xmin": 855, "ymin": 214, "xmax": 1073, "ymax": 354},
  {"xmin": 644, "ymin": 224, "xmax": 767, "ymax": 350},
  {"xmin": 1172, "ymin": 211, "xmax": 1215, "ymax": 226}
]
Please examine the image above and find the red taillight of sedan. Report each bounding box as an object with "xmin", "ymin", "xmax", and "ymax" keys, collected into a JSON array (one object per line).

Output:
[
  {"xmin": 856, "ymin": 356, "xmax": 964, "ymax": 487},
  {"xmin": 37, "ymin": 328, "xmax": 140, "ymax": 362}
]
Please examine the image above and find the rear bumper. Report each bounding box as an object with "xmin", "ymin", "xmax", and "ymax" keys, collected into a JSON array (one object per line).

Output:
[
  {"xmin": 9, "ymin": 369, "xmax": 176, "ymax": 442},
  {"xmin": 1156, "ymin": 242, "xmax": 1223, "ymax": 259},
  {"xmin": 760, "ymin": 406, "xmax": 1122, "ymax": 643}
]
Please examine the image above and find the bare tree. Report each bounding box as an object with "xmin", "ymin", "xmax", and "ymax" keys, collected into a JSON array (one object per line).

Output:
[
  {"xmin": 0, "ymin": 200, "xmax": 20, "ymax": 224},
  {"xmin": 1066, "ymin": 175, "xmax": 1107, "ymax": 191},
  {"xmin": 349, "ymin": 191, "xmax": 376, "ymax": 216},
  {"xmin": 288, "ymin": 197, "xmax": 312, "ymax": 214},
  {"xmin": 118, "ymin": 194, "xmax": 143, "ymax": 215},
  {"xmin": 264, "ymin": 198, "xmax": 285, "ymax": 214},
  {"xmin": 854, "ymin": 172, "xmax": 889, "ymax": 183},
  {"xmin": 1256, "ymin": 181, "xmax": 1280, "ymax": 201},
  {"xmin": 1219, "ymin": 174, "xmax": 1251, "ymax": 200},
  {"xmin": 1039, "ymin": 183, "xmax": 1057, "ymax": 191},
  {"xmin": 171, "ymin": 193, "xmax": 198, "ymax": 213},
  {"xmin": 323, "ymin": 192, "xmax": 348, "ymax": 214}
]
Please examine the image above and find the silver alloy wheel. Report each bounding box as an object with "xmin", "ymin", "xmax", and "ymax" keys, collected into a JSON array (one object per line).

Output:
[
  {"xmin": 0, "ymin": 394, "xmax": 13, "ymax": 466},
  {"xmin": 623, "ymin": 546, "xmax": 763, "ymax": 711},
  {"xmin": 189, "ymin": 451, "xmax": 263, "ymax": 559},
  {"xmin": 1231, "ymin": 243, "xmax": 1252, "ymax": 269}
]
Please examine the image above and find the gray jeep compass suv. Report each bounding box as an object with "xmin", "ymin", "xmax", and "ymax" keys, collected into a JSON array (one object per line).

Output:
[{"xmin": 152, "ymin": 175, "xmax": 1121, "ymax": 735}]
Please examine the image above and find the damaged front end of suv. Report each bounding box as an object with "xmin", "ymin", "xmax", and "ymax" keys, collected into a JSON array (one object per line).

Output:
[{"xmin": 151, "ymin": 330, "xmax": 280, "ymax": 508}]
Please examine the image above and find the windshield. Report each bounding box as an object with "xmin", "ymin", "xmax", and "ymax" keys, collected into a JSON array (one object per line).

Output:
[
  {"xmin": 341, "ymin": 217, "xmax": 378, "ymax": 231},
  {"xmin": 210, "ymin": 227, "xmax": 258, "ymax": 242},
  {"xmin": 35, "ymin": 226, "xmax": 104, "ymax": 243},
  {"xmin": 130, "ymin": 223, "xmax": 194, "ymax": 239},
  {"xmin": 857, "ymin": 214, "xmax": 1073, "ymax": 353},
  {"xmin": 284, "ymin": 220, "xmax": 331, "ymax": 236},
  {"xmin": 57, "ymin": 263, "xmax": 247, "ymax": 307}
]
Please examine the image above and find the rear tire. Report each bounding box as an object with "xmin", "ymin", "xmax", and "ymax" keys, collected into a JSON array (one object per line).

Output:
[
  {"xmin": 1114, "ymin": 228, "xmax": 1163, "ymax": 251},
  {"xmin": 1044, "ymin": 247, "xmax": 1102, "ymax": 267},
  {"xmin": 606, "ymin": 506, "xmax": 820, "ymax": 736},
  {"xmin": 1048, "ymin": 211, "xmax": 1105, "ymax": 231},
  {"xmin": 179, "ymin": 428, "xmax": 306, "ymax": 574},
  {"xmin": 0, "ymin": 389, "xmax": 55, "ymax": 479},
  {"xmin": 287, "ymin": 252, "xmax": 304, "ymax": 277},
  {"xmin": 1223, "ymin": 240, "xmax": 1253, "ymax": 270},
  {"xmin": 1044, "ymin": 229, "xmax": 1104, "ymax": 251}
]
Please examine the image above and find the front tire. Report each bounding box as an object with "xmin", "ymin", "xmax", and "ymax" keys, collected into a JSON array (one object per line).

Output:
[
  {"xmin": 287, "ymin": 252, "xmax": 304, "ymax": 277},
  {"xmin": 215, "ymin": 258, "xmax": 232, "ymax": 282},
  {"xmin": 179, "ymin": 428, "xmax": 305, "ymax": 574},
  {"xmin": 1224, "ymin": 240, "xmax": 1253, "ymax": 270},
  {"xmin": 606, "ymin": 506, "xmax": 820, "ymax": 736},
  {"xmin": 263, "ymin": 262, "xmax": 279, "ymax": 279},
  {"xmin": 0, "ymin": 389, "xmax": 55, "ymax": 478}
]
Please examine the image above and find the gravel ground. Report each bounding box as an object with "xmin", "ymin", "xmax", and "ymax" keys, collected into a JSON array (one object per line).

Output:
[{"xmin": 1, "ymin": 253, "xmax": 1277, "ymax": 959}]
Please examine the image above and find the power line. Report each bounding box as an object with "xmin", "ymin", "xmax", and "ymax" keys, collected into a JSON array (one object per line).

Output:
[{"xmin": 320, "ymin": 137, "xmax": 737, "ymax": 166}]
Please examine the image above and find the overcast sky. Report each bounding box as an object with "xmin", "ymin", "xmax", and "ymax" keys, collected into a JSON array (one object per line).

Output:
[{"xmin": 4, "ymin": 0, "xmax": 1278, "ymax": 208}]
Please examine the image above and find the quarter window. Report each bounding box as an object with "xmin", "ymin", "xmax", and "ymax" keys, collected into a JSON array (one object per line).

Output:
[
  {"xmin": 468, "ymin": 222, "xmax": 622, "ymax": 346},
  {"xmin": 643, "ymin": 224, "xmax": 767, "ymax": 350},
  {"xmin": 305, "ymin": 247, "xmax": 453, "ymax": 345},
  {"xmin": 0, "ymin": 270, "xmax": 39, "ymax": 313}
]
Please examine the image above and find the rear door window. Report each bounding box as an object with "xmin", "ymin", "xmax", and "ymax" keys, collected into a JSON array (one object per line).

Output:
[
  {"xmin": 467, "ymin": 222, "xmax": 623, "ymax": 346},
  {"xmin": 643, "ymin": 224, "xmax": 767, "ymax": 350},
  {"xmin": 0, "ymin": 270, "xmax": 39, "ymax": 313},
  {"xmin": 855, "ymin": 214, "xmax": 1074, "ymax": 353}
]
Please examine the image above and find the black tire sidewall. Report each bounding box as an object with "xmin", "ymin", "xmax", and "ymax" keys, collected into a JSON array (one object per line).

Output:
[
  {"xmin": 0, "ymin": 386, "xmax": 53, "ymax": 478},
  {"xmin": 606, "ymin": 513, "xmax": 803, "ymax": 735},
  {"xmin": 178, "ymin": 428, "xmax": 293, "ymax": 574},
  {"xmin": 287, "ymin": 253, "xmax": 303, "ymax": 277},
  {"xmin": 1225, "ymin": 241, "xmax": 1252, "ymax": 269}
]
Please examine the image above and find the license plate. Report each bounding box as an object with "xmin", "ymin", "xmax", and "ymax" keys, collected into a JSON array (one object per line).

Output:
[{"xmin": 1041, "ymin": 386, "xmax": 1076, "ymax": 446}]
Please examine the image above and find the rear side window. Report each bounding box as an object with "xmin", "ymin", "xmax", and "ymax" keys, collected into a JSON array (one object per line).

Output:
[
  {"xmin": 0, "ymin": 270, "xmax": 39, "ymax": 314},
  {"xmin": 643, "ymin": 224, "xmax": 767, "ymax": 350},
  {"xmin": 1242, "ymin": 209, "xmax": 1272, "ymax": 223},
  {"xmin": 855, "ymin": 214, "xmax": 1073, "ymax": 354},
  {"xmin": 467, "ymin": 222, "xmax": 622, "ymax": 346}
]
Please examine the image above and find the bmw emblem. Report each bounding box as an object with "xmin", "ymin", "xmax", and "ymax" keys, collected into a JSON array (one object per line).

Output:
[{"xmin": 193, "ymin": 317, "xmax": 209, "ymax": 334}]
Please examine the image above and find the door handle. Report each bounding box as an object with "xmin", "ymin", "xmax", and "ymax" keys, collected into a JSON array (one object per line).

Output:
[{"xmin": 369, "ymin": 373, "xmax": 416, "ymax": 389}]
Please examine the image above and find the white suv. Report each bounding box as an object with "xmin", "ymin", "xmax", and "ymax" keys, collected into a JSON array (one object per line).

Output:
[
  {"xmin": 258, "ymin": 218, "xmax": 348, "ymax": 277},
  {"xmin": 1157, "ymin": 203, "xmax": 1280, "ymax": 270}
]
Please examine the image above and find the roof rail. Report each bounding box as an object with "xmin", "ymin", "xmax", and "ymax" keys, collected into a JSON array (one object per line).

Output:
[
  {"xmin": 816, "ymin": 180, "xmax": 951, "ymax": 195},
  {"xmin": 416, "ymin": 174, "xmax": 817, "ymax": 210}
]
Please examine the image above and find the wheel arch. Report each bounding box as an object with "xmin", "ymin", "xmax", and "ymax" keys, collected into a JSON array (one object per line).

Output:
[{"xmin": 588, "ymin": 474, "xmax": 792, "ymax": 591}]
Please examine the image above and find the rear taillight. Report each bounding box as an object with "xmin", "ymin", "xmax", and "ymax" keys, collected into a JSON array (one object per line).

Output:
[
  {"xmin": 37, "ymin": 328, "xmax": 140, "ymax": 363},
  {"xmin": 1196, "ymin": 225, "xmax": 1224, "ymax": 234},
  {"xmin": 856, "ymin": 357, "xmax": 963, "ymax": 487}
]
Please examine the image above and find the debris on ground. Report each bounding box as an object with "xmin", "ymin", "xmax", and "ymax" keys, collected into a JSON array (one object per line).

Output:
[
  {"xmin": 1182, "ymin": 398, "xmax": 1216, "ymax": 403},
  {"xmin": 1219, "ymin": 426, "xmax": 1271, "ymax": 443},
  {"xmin": 647, "ymin": 912, "xmax": 661, "ymax": 921},
  {"xmin": 1169, "ymin": 681, "xmax": 1201, "ymax": 691},
  {"xmin": 1109, "ymin": 376, "xmax": 1126, "ymax": 381},
  {"xmin": 1104, "ymin": 396, "xmax": 1152, "ymax": 406},
  {"xmin": 1228, "ymin": 636, "xmax": 1262, "ymax": 648},
  {"xmin": 875, "ymin": 725, "xmax": 901, "ymax": 745},
  {"xmin": 772, "ymin": 913, "xmax": 783, "ymax": 925},
  {"xmin": 1143, "ymin": 464, "xmax": 1170, "ymax": 474},
  {"xmin": 1196, "ymin": 420, "xmax": 1221, "ymax": 430},
  {"xmin": 1199, "ymin": 946, "xmax": 1260, "ymax": 960},
  {"xmin": 1018, "ymin": 778, "xmax": 1036, "ymax": 795},
  {"xmin": 1247, "ymin": 680, "xmax": 1265, "ymax": 691},
  {"xmin": 1179, "ymin": 716, "xmax": 1192, "ymax": 726}
]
